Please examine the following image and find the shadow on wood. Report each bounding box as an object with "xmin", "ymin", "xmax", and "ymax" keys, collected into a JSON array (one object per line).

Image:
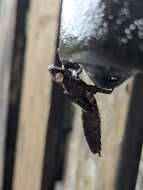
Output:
[
  {"xmin": 3, "ymin": 1, "xmax": 29, "ymax": 190},
  {"xmin": 116, "ymin": 74, "xmax": 143, "ymax": 190}
]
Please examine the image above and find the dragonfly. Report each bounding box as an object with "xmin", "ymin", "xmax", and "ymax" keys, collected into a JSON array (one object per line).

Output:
[{"xmin": 48, "ymin": 61, "xmax": 113, "ymax": 156}]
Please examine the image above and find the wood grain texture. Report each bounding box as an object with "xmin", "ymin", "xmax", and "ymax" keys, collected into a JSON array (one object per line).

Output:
[
  {"xmin": 0, "ymin": 0, "xmax": 17, "ymax": 189},
  {"xmin": 62, "ymin": 72, "xmax": 133, "ymax": 190},
  {"xmin": 118, "ymin": 75, "xmax": 143, "ymax": 190},
  {"xmin": 12, "ymin": 0, "xmax": 61, "ymax": 189},
  {"xmin": 136, "ymin": 149, "xmax": 143, "ymax": 190}
]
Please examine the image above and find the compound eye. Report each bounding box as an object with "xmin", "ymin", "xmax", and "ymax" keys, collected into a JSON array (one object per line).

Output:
[
  {"xmin": 107, "ymin": 76, "xmax": 119, "ymax": 82},
  {"xmin": 55, "ymin": 72, "xmax": 64, "ymax": 83}
]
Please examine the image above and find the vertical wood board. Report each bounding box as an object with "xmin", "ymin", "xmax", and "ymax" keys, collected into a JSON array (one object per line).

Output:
[
  {"xmin": 136, "ymin": 148, "xmax": 143, "ymax": 190},
  {"xmin": 63, "ymin": 74, "xmax": 133, "ymax": 190},
  {"xmin": 0, "ymin": 0, "xmax": 17, "ymax": 188},
  {"xmin": 12, "ymin": 0, "xmax": 61, "ymax": 189}
]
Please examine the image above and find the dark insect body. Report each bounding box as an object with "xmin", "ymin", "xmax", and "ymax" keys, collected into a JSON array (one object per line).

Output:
[
  {"xmin": 48, "ymin": 61, "xmax": 112, "ymax": 156},
  {"xmin": 82, "ymin": 111, "xmax": 101, "ymax": 155}
]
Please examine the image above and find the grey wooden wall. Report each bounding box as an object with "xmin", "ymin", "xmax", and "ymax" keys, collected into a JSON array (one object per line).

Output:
[
  {"xmin": 12, "ymin": 0, "xmax": 61, "ymax": 190},
  {"xmin": 60, "ymin": 74, "xmax": 143, "ymax": 190},
  {"xmin": 0, "ymin": 0, "xmax": 143, "ymax": 190},
  {"xmin": 0, "ymin": 0, "xmax": 17, "ymax": 189}
]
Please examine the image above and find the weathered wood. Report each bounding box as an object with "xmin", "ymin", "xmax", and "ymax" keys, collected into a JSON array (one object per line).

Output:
[
  {"xmin": 95, "ymin": 79, "xmax": 132, "ymax": 190},
  {"xmin": 63, "ymin": 105, "xmax": 84, "ymax": 190},
  {"xmin": 116, "ymin": 75, "xmax": 143, "ymax": 190},
  {"xmin": 3, "ymin": 1, "xmax": 29, "ymax": 189},
  {"xmin": 63, "ymin": 72, "xmax": 133, "ymax": 190},
  {"xmin": 136, "ymin": 148, "xmax": 143, "ymax": 190},
  {"xmin": 12, "ymin": 0, "xmax": 61, "ymax": 190},
  {"xmin": 0, "ymin": 0, "xmax": 17, "ymax": 189}
]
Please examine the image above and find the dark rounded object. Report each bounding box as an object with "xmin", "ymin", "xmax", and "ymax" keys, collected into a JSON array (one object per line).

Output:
[{"xmin": 59, "ymin": 0, "xmax": 143, "ymax": 88}]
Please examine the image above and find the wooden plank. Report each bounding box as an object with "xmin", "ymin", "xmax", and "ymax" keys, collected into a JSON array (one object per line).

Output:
[
  {"xmin": 63, "ymin": 106, "xmax": 83, "ymax": 190},
  {"xmin": 136, "ymin": 148, "xmax": 143, "ymax": 190},
  {"xmin": 116, "ymin": 75, "xmax": 143, "ymax": 190},
  {"xmin": 63, "ymin": 72, "xmax": 133, "ymax": 190},
  {"xmin": 12, "ymin": 0, "xmax": 61, "ymax": 190},
  {"xmin": 94, "ymin": 79, "xmax": 133, "ymax": 190},
  {"xmin": 0, "ymin": 0, "xmax": 17, "ymax": 189},
  {"xmin": 3, "ymin": 1, "xmax": 30, "ymax": 189}
]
